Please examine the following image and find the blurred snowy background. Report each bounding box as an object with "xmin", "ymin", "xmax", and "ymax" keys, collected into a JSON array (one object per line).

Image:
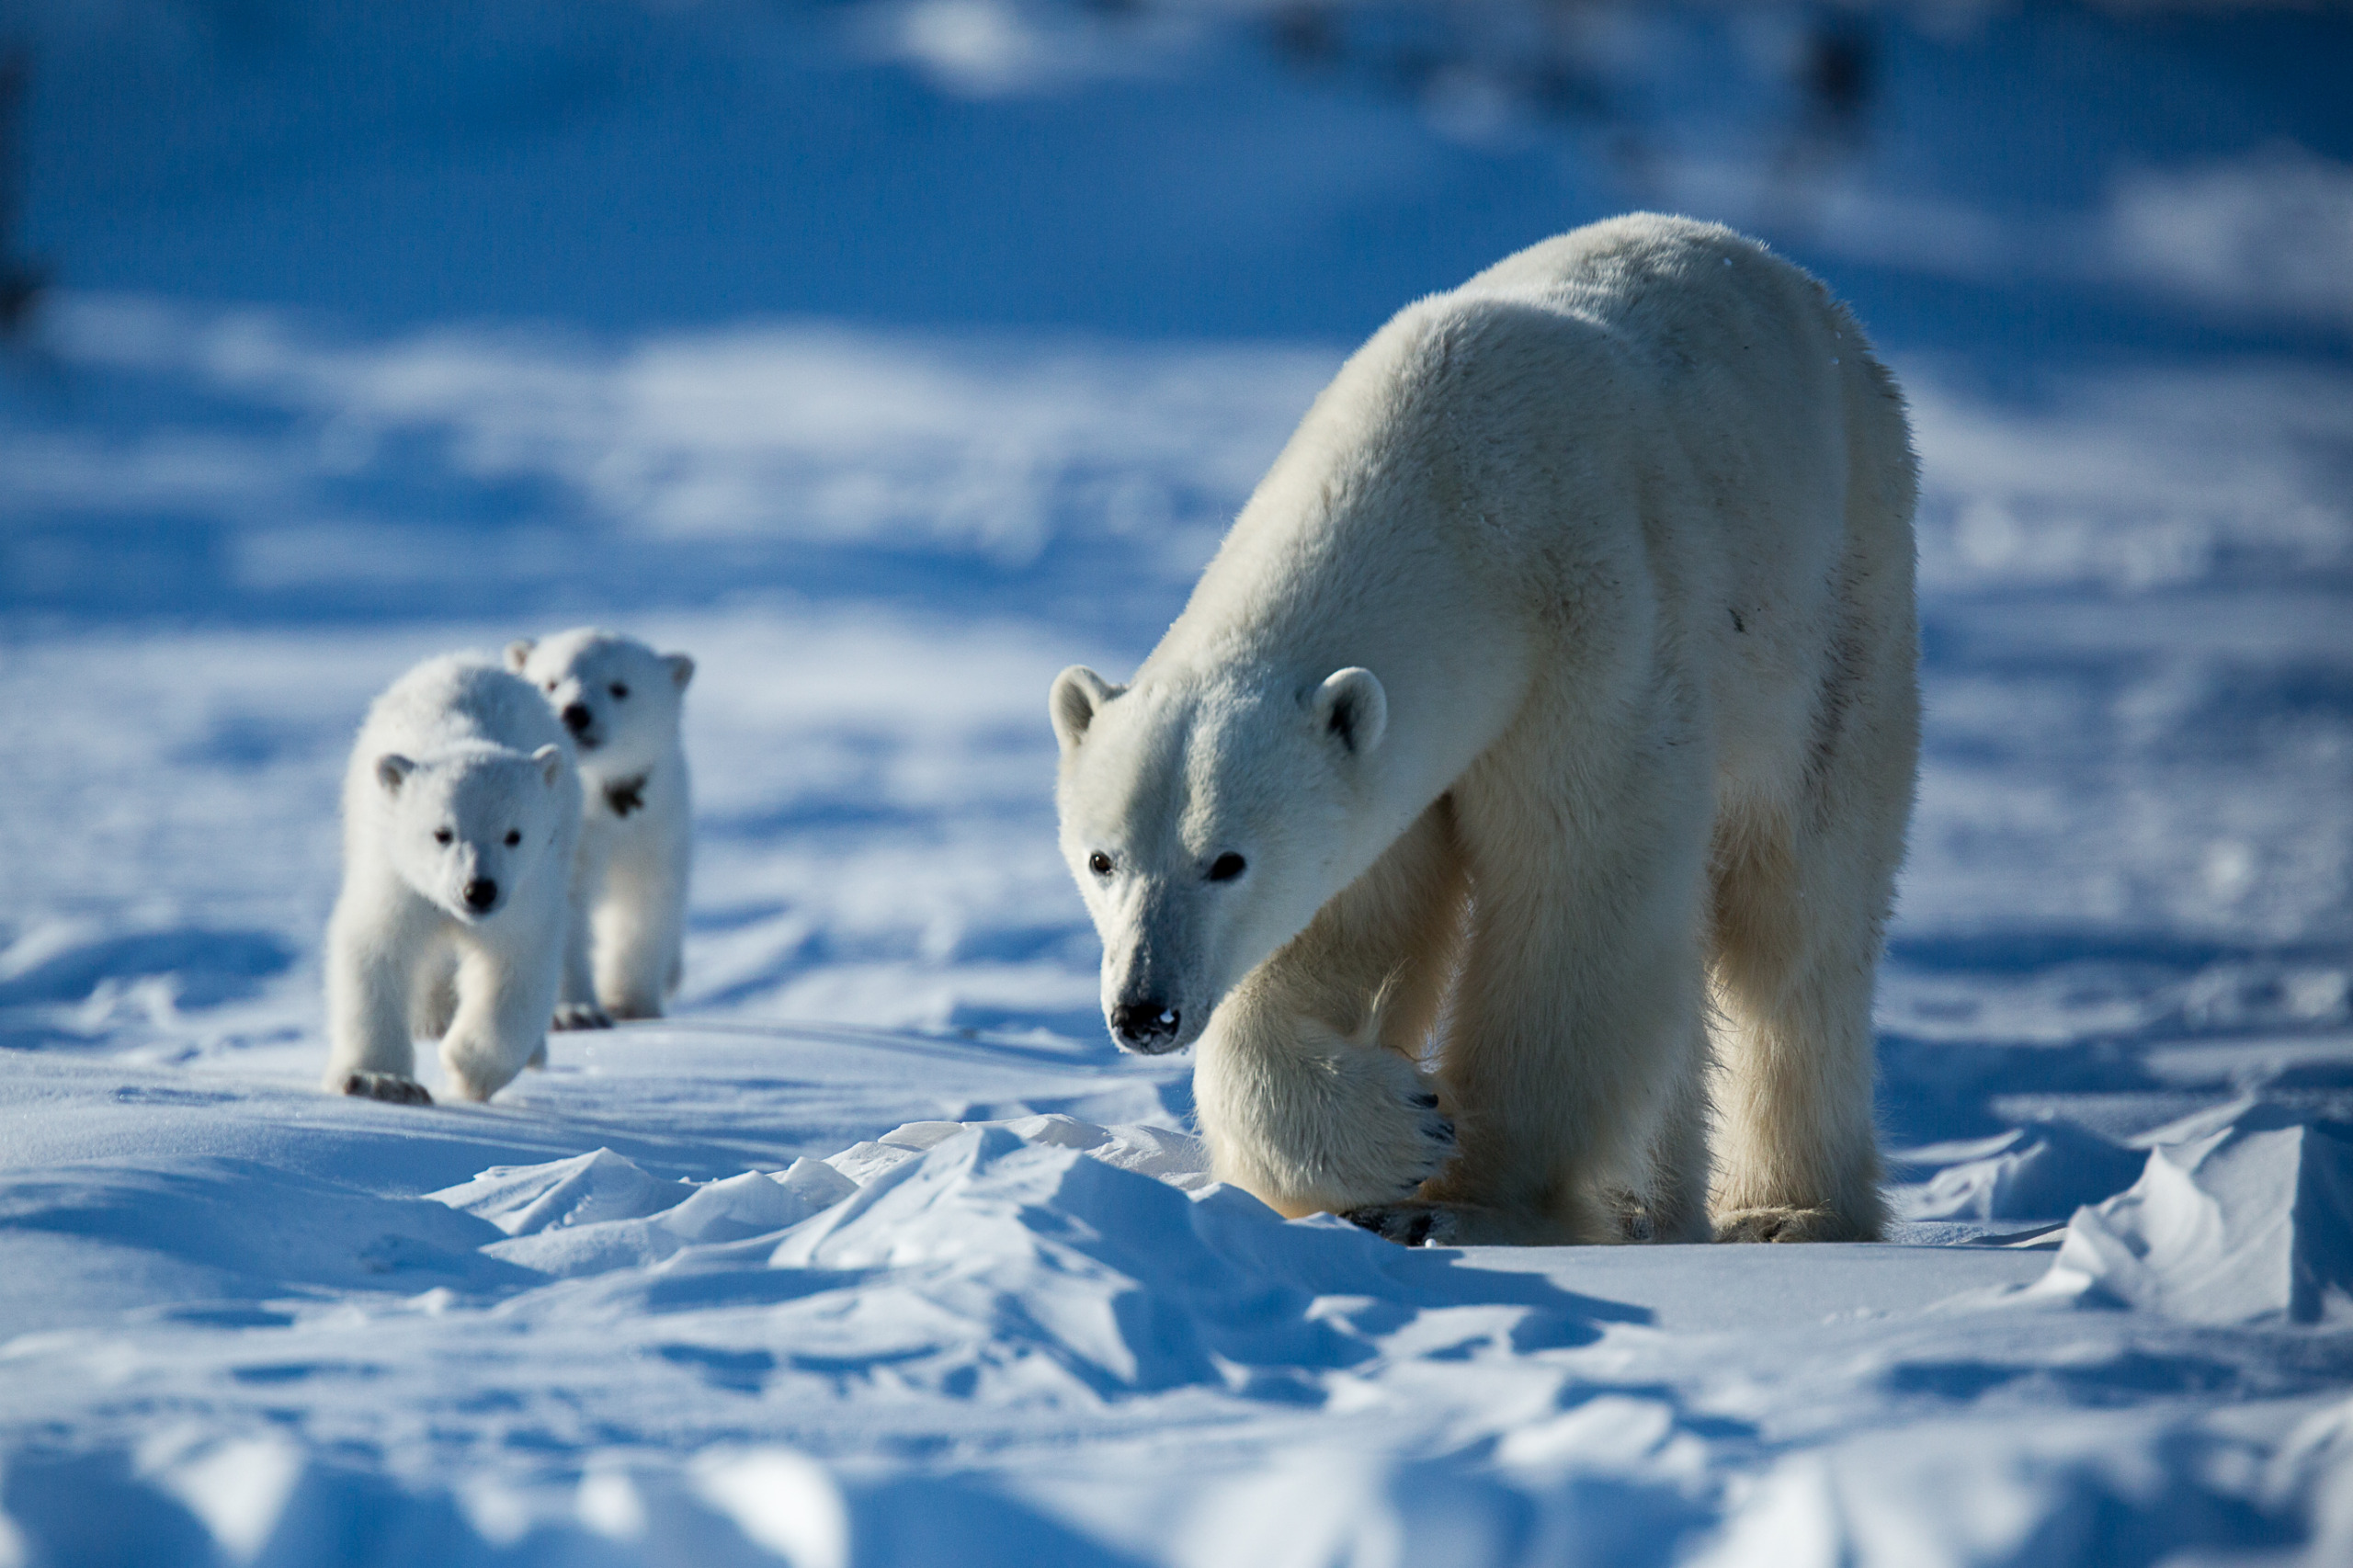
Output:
[{"xmin": 3, "ymin": 4, "xmax": 2351, "ymax": 1564}]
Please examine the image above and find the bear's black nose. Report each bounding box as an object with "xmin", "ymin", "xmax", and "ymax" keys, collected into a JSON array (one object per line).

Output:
[
  {"xmin": 1109, "ymin": 1000, "xmax": 1182, "ymax": 1054},
  {"xmin": 561, "ymin": 703, "xmax": 592, "ymax": 733},
  {"xmin": 462, "ymin": 878, "xmax": 499, "ymax": 912}
]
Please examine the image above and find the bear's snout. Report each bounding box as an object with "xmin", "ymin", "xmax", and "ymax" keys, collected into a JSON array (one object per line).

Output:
[
  {"xmin": 462, "ymin": 877, "xmax": 500, "ymax": 913},
  {"xmin": 561, "ymin": 703, "xmax": 597, "ymax": 744},
  {"xmin": 1110, "ymin": 999, "xmax": 1182, "ymax": 1054}
]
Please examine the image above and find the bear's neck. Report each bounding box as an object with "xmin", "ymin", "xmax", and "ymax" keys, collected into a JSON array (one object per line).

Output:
[{"xmin": 602, "ymin": 771, "xmax": 651, "ymax": 818}]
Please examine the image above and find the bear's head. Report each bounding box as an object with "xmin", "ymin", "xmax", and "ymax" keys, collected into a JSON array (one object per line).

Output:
[
  {"xmin": 506, "ymin": 629, "xmax": 694, "ymax": 783},
  {"xmin": 1050, "ymin": 662, "xmax": 1387, "ymax": 1055},
  {"xmin": 375, "ymin": 743, "xmax": 571, "ymax": 923}
]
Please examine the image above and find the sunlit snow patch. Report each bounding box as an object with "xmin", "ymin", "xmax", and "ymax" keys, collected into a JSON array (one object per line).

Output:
[{"xmin": 2029, "ymin": 1103, "xmax": 2353, "ymax": 1324}]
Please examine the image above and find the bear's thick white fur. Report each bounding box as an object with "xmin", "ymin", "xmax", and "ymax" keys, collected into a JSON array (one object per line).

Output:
[
  {"xmin": 324, "ymin": 653, "xmax": 582, "ymax": 1104},
  {"xmin": 507, "ymin": 629, "xmax": 694, "ymax": 1026},
  {"xmin": 1051, "ymin": 215, "xmax": 1919, "ymax": 1245}
]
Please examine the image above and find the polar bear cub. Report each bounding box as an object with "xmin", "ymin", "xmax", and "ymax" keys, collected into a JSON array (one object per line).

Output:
[
  {"xmin": 324, "ymin": 653, "xmax": 581, "ymax": 1105},
  {"xmin": 1051, "ymin": 214, "xmax": 1919, "ymax": 1246},
  {"xmin": 506, "ymin": 629, "xmax": 694, "ymax": 1026}
]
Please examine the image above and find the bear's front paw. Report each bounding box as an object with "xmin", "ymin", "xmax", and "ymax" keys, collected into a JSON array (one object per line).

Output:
[
  {"xmin": 1341, "ymin": 1201, "xmax": 1460, "ymax": 1247},
  {"xmin": 1713, "ymin": 1205, "xmax": 1864, "ymax": 1244},
  {"xmin": 551, "ymin": 1002, "xmax": 612, "ymax": 1031},
  {"xmin": 336, "ymin": 1072, "xmax": 433, "ymax": 1106},
  {"xmin": 1396, "ymin": 1089, "xmax": 1459, "ymax": 1195}
]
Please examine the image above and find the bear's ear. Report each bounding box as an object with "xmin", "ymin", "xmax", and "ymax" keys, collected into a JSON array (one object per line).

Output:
[
  {"xmin": 531, "ymin": 744, "xmax": 564, "ymax": 788},
  {"xmin": 1313, "ymin": 667, "xmax": 1387, "ymax": 756},
  {"xmin": 665, "ymin": 653, "xmax": 695, "ymax": 691},
  {"xmin": 1053, "ymin": 664, "xmax": 1124, "ymax": 753},
  {"xmin": 1050, "ymin": 665, "xmax": 1122, "ymax": 754},
  {"xmin": 376, "ymin": 754, "xmax": 417, "ymax": 794},
  {"xmin": 505, "ymin": 639, "xmax": 535, "ymax": 673}
]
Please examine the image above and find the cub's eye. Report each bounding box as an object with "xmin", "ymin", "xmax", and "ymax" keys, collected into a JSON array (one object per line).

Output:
[
  {"xmin": 544, "ymin": 681, "xmax": 557, "ymax": 691},
  {"xmin": 504, "ymin": 830, "xmax": 521, "ymax": 846},
  {"xmin": 1087, "ymin": 852, "xmax": 1114, "ymax": 877},
  {"xmin": 1208, "ymin": 853, "xmax": 1247, "ymax": 883},
  {"xmin": 609, "ymin": 682, "xmax": 630, "ymax": 699},
  {"xmin": 434, "ymin": 828, "xmax": 453, "ymax": 846}
]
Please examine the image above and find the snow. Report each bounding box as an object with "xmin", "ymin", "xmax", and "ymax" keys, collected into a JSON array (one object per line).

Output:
[{"xmin": 6, "ymin": 3, "xmax": 2353, "ymax": 1563}]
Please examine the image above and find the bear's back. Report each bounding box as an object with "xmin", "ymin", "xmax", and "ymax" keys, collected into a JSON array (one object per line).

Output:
[{"xmin": 358, "ymin": 654, "xmax": 568, "ymax": 761}]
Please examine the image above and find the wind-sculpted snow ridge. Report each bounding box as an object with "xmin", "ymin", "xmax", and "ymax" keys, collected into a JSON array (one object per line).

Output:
[
  {"xmin": 2029, "ymin": 1102, "xmax": 2353, "ymax": 1325},
  {"xmin": 432, "ymin": 1115, "xmax": 1634, "ymax": 1398},
  {"xmin": 1893, "ymin": 1121, "xmax": 2148, "ymax": 1224}
]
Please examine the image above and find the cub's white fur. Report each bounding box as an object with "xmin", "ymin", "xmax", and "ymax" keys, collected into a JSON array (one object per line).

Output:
[
  {"xmin": 1051, "ymin": 215, "xmax": 1919, "ymax": 1245},
  {"xmin": 324, "ymin": 654, "xmax": 581, "ymax": 1104},
  {"xmin": 507, "ymin": 629, "xmax": 694, "ymax": 1026}
]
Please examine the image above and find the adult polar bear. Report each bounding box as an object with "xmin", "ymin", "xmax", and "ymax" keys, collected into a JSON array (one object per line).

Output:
[{"xmin": 1051, "ymin": 215, "xmax": 1918, "ymax": 1245}]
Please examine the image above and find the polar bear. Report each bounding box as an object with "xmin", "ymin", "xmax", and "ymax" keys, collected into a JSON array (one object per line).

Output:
[
  {"xmin": 506, "ymin": 629, "xmax": 695, "ymax": 1026},
  {"xmin": 324, "ymin": 653, "xmax": 581, "ymax": 1105},
  {"xmin": 1051, "ymin": 215, "xmax": 1918, "ymax": 1246}
]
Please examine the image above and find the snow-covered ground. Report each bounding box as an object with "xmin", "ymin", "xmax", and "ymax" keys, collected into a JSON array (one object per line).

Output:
[{"xmin": 4, "ymin": 4, "xmax": 2351, "ymax": 1563}]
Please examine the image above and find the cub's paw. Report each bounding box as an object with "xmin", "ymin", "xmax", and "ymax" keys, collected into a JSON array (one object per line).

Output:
[
  {"xmin": 551, "ymin": 1002, "xmax": 613, "ymax": 1031},
  {"xmin": 336, "ymin": 1072, "xmax": 433, "ymax": 1107},
  {"xmin": 1341, "ymin": 1201, "xmax": 1460, "ymax": 1248},
  {"xmin": 1713, "ymin": 1205, "xmax": 1862, "ymax": 1244}
]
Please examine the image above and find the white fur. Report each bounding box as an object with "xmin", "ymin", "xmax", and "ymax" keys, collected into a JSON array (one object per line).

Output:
[
  {"xmin": 1051, "ymin": 215, "xmax": 1919, "ymax": 1245},
  {"xmin": 507, "ymin": 629, "xmax": 694, "ymax": 1026},
  {"xmin": 324, "ymin": 654, "xmax": 582, "ymax": 1104}
]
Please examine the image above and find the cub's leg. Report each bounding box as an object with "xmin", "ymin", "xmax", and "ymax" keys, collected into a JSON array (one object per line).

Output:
[
  {"xmin": 1191, "ymin": 799, "xmax": 1468, "ymax": 1218},
  {"xmin": 438, "ymin": 920, "xmax": 564, "ymax": 1103},
  {"xmin": 1364, "ymin": 713, "xmax": 1715, "ymax": 1247},
  {"xmin": 324, "ymin": 892, "xmax": 434, "ymax": 1105},
  {"xmin": 552, "ymin": 832, "xmax": 612, "ymax": 1032},
  {"xmin": 591, "ymin": 824, "xmax": 688, "ymax": 1019}
]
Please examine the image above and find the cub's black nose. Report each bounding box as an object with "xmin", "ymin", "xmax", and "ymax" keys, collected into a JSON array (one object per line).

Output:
[
  {"xmin": 462, "ymin": 878, "xmax": 498, "ymax": 912},
  {"xmin": 1110, "ymin": 1000, "xmax": 1182, "ymax": 1054},
  {"xmin": 561, "ymin": 703, "xmax": 592, "ymax": 733}
]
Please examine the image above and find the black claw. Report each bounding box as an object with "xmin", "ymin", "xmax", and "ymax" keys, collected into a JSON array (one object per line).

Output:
[
  {"xmin": 1414, "ymin": 1092, "xmax": 1439, "ymax": 1108},
  {"xmin": 1400, "ymin": 1210, "xmax": 1436, "ymax": 1246}
]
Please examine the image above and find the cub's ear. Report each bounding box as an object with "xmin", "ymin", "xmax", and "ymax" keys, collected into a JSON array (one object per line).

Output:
[
  {"xmin": 1050, "ymin": 665, "xmax": 1123, "ymax": 754},
  {"xmin": 531, "ymin": 744, "xmax": 564, "ymax": 788},
  {"xmin": 665, "ymin": 653, "xmax": 695, "ymax": 690},
  {"xmin": 505, "ymin": 639, "xmax": 536, "ymax": 673},
  {"xmin": 376, "ymin": 754, "xmax": 416, "ymax": 794},
  {"xmin": 1313, "ymin": 667, "xmax": 1386, "ymax": 756}
]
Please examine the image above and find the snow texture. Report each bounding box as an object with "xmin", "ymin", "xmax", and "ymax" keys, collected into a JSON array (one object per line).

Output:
[{"xmin": 5, "ymin": 3, "xmax": 2352, "ymax": 1564}]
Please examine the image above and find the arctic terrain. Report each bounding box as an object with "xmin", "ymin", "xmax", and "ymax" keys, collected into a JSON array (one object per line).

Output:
[{"xmin": 2, "ymin": 4, "xmax": 2349, "ymax": 1564}]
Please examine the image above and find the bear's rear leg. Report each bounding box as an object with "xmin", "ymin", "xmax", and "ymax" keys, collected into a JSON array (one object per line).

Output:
[{"xmin": 1707, "ymin": 820, "xmax": 1899, "ymax": 1243}]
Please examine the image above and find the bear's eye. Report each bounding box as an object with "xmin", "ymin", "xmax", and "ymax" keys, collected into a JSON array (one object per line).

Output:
[
  {"xmin": 1087, "ymin": 851, "xmax": 1114, "ymax": 877},
  {"xmin": 1208, "ymin": 853, "xmax": 1247, "ymax": 883},
  {"xmin": 544, "ymin": 681, "xmax": 557, "ymax": 692},
  {"xmin": 609, "ymin": 682, "xmax": 630, "ymax": 699},
  {"xmin": 504, "ymin": 830, "xmax": 521, "ymax": 846},
  {"xmin": 434, "ymin": 828, "xmax": 453, "ymax": 846}
]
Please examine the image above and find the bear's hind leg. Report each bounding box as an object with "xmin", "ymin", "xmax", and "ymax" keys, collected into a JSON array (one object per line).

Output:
[{"xmin": 1706, "ymin": 806, "xmax": 1899, "ymax": 1243}]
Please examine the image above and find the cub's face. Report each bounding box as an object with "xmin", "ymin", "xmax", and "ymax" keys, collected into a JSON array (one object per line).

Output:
[
  {"xmin": 376, "ymin": 746, "xmax": 569, "ymax": 923},
  {"xmin": 1050, "ymin": 665, "xmax": 1387, "ymax": 1055},
  {"xmin": 507, "ymin": 629, "xmax": 694, "ymax": 781}
]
